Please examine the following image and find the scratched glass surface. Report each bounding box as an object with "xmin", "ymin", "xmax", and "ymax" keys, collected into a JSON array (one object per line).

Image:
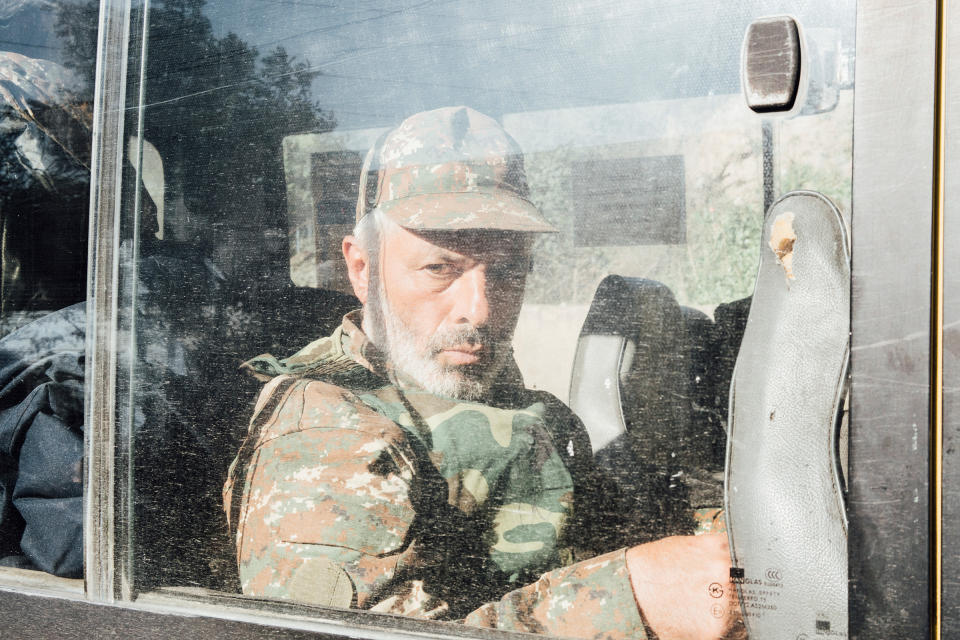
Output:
[{"xmin": 108, "ymin": 0, "xmax": 857, "ymax": 634}]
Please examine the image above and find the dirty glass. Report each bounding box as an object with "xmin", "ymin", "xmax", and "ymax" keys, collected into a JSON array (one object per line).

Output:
[
  {"xmin": 0, "ymin": 0, "xmax": 96, "ymax": 580},
  {"xmin": 114, "ymin": 0, "xmax": 856, "ymax": 636}
]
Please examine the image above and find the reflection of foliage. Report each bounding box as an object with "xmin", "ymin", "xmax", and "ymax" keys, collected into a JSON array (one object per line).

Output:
[
  {"xmin": 53, "ymin": 1, "xmax": 100, "ymax": 98},
  {"xmin": 780, "ymin": 161, "xmax": 852, "ymax": 215},
  {"xmin": 0, "ymin": 131, "xmax": 22, "ymax": 192},
  {"xmin": 670, "ymin": 158, "xmax": 852, "ymax": 307},
  {"xmin": 658, "ymin": 150, "xmax": 763, "ymax": 307},
  {"xmin": 52, "ymin": 0, "xmax": 340, "ymax": 590},
  {"xmin": 56, "ymin": 0, "xmax": 335, "ymax": 279},
  {"xmin": 525, "ymin": 143, "xmax": 766, "ymax": 307},
  {"xmin": 522, "ymin": 118, "xmax": 851, "ymax": 310},
  {"xmin": 678, "ymin": 198, "xmax": 761, "ymax": 305},
  {"xmin": 524, "ymin": 147, "xmax": 611, "ymax": 305}
]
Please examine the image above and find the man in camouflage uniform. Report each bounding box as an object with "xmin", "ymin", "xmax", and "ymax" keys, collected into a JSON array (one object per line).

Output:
[{"xmin": 224, "ymin": 106, "xmax": 741, "ymax": 639}]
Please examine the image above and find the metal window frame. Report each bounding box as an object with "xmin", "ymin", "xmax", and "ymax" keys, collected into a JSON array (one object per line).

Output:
[
  {"xmin": 84, "ymin": 0, "xmax": 134, "ymax": 604},
  {"xmin": 939, "ymin": 0, "xmax": 957, "ymax": 635},
  {"xmin": 0, "ymin": 0, "xmax": 949, "ymax": 638},
  {"xmin": 846, "ymin": 1, "xmax": 943, "ymax": 637}
]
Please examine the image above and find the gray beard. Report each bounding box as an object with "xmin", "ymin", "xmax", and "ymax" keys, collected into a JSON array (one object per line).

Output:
[{"xmin": 365, "ymin": 277, "xmax": 508, "ymax": 401}]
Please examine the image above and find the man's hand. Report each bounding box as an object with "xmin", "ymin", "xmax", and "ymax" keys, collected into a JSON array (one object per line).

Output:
[{"xmin": 626, "ymin": 534, "xmax": 746, "ymax": 640}]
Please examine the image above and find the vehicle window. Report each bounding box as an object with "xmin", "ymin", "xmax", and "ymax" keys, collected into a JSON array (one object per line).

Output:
[
  {"xmin": 112, "ymin": 0, "xmax": 855, "ymax": 637},
  {"xmin": 0, "ymin": 0, "xmax": 96, "ymax": 582}
]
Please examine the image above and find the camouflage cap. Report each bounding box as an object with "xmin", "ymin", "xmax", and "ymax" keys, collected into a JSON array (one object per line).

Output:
[{"xmin": 356, "ymin": 106, "xmax": 556, "ymax": 233}]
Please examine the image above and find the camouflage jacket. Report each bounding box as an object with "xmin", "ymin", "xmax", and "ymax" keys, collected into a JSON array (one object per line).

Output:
[{"xmin": 224, "ymin": 311, "xmax": 647, "ymax": 638}]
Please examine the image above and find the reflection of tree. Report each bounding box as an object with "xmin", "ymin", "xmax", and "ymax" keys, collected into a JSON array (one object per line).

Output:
[
  {"xmin": 780, "ymin": 162, "xmax": 852, "ymax": 215},
  {"xmin": 53, "ymin": 1, "xmax": 100, "ymax": 97},
  {"xmin": 523, "ymin": 141, "xmax": 766, "ymax": 308},
  {"xmin": 56, "ymin": 0, "xmax": 335, "ymax": 279},
  {"xmin": 54, "ymin": 0, "xmax": 339, "ymax": 591},
  {"xmin": 669, "ymin": 152, "xmax": 763, "ymax": 306},
  {"xmin": 524, "ymin": 147, "xmax": 611, "ymax": 305}
]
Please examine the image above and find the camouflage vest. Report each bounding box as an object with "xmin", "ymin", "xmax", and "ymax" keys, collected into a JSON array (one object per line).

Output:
[{"xmin": 240, "ymin": 312, "xmax": 583, "ymax": 585}]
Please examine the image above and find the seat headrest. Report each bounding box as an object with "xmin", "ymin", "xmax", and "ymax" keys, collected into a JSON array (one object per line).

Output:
[{"xmin": 579, "ymin": 275, "xmax": 682, "ymax": 340}]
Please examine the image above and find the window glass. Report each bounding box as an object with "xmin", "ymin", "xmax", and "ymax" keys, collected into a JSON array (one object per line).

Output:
[
  {"xmin": 0, "ymin": 0, "xmax": 96, "ymax": 579},
  {"xmin": 118, "ymin": 0, "xmax": 855, "ymax": 637}
]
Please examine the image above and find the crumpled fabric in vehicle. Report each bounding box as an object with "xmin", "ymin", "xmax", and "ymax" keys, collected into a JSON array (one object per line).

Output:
[{"xmin": 0, "ymin": 302, "xmax": 85, "ymax": 577}]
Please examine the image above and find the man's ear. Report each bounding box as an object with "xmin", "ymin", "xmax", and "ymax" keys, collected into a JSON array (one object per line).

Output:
[{"xmin": 342, "ymin": 236, "xmax": 370, "ymax": 304}]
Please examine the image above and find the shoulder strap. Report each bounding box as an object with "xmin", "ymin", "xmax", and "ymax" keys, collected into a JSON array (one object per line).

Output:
[
  {"xmin": 296, "ymin": 352, "xmax": 385, "ymax": 392},
  {"xmin": 228, "ymin": 358, "xmax": 387, "ymax": 540},
  {"xmin": 228, "ymin": 376, "xmax": 298, "ymax": 540}
]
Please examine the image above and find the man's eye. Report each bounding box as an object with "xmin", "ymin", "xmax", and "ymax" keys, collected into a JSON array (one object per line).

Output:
[{"xmin": 424, "ymin": 263, "xmax": 460, "ymax": 277}]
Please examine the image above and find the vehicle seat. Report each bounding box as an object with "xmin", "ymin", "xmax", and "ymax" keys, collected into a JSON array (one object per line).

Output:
[
  {"xmin": 568, "ymin": 275, "xmax": 740, "ymax": 537},
  {"xmin": 724, "ymin": 191, "xmax": 849, "ymax": 637}
]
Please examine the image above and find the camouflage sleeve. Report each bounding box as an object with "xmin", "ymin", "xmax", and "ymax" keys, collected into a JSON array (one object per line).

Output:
[
  {"xmin": 225, "ymin": 375, "xmax": 452, "ymax": 617},
  {"xmin": 463, "ymin": 548, "xmax": 649, "ymax": 639},
  {"xmin": 226, "ymin": 377, "xmax": 649, "ymax": 636}
]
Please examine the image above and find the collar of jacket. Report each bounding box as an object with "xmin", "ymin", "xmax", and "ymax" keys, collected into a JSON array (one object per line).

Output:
[{"xmin": 239, "ymin": 309, "xmax": 526, "ymax": 396}]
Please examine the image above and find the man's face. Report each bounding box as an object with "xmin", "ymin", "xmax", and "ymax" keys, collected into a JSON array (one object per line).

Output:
[{"xmin": 368, "ymin": 225, "xmax": 531, "ymax": 400}]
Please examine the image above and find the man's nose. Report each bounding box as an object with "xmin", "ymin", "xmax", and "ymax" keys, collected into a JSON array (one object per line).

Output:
[{"xmin": 449, "ymin": 266, "xmax": 490, "ymax": 327}]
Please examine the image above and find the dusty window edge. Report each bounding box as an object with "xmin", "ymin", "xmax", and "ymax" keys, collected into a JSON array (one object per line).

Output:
[
  {"xmin": 0, "ymin": 566, "xmax": 85, "ymax": 597},
  {"xmin": 136, "ymin": 587, "xmax": 549, "ymax": 640}
]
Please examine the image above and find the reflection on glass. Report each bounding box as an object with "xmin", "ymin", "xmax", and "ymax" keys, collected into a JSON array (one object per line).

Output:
[
  {"xmin": 118, "ymin": 1, "xmax": 855, "ymax": 637},
  {"xmin": 0, "ymin": 1, "xmax": 96, "ymax": 578},
  {"xmin": 224, "ymin": 106, "xmax": 745, "ymax": 639}
]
